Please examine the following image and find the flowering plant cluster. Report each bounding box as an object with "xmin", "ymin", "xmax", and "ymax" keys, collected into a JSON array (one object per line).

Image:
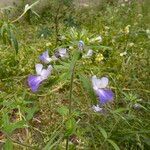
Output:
[
  {"xmin": 28, "ymin": 48, "xmax": 68, "ymax": 92},
  {"xmin": 28, "ymin": 37, "xmax": 114, "ymax": 110}
]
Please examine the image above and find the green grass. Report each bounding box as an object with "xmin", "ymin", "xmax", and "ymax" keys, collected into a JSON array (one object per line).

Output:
[{"xmin": 0, "ymin": 1, "xmax": 150, "ymax": 149}]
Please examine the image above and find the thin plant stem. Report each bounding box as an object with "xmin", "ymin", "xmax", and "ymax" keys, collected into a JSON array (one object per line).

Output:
[
  {"xmin": 66, "ymin": 60, "xmax": 77, "ymax": 150},
  {"xmin": 54, "ymin": 4, "xmax": 61, "ymax": 47},
  {"xmin": 69, "ymin": 64, "xmax": 76, "ymax": 114}
]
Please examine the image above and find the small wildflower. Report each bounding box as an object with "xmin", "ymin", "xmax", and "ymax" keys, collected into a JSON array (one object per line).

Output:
[
  {"xmin": 146, "ymin": 29, "xmax": 150, "ymax": 34},
  {"xmin": 59, "ymin": 35, "xmax": 66, "ymax": 41},
  {"xmin": 90, "ymin": 36, "xmax": 102, "ymax": 43},
  {"xmin": 28, "ymin": 64, "xmax": 53, "ymax": 92},
  {"xmin": 95, "ymin": 53, "xmax": 104, "ymax": 62},
  {"xmin": 120, "ymin": 51, "xmax": 127, "ymax": 57},
  {"xmin": 92, "ymin": 105, "xmax": 103, "ymax": 112},
  {"xmin": 69, "ymin": 46, "xmax": 74, "ymax": 50},
  {"xmin": 78, "ymin": 40, "xmax": 84, "ymax": 51},
  {"xmin": 104, "ymin": 26, "xmax": 110, "ymax": 30},
  {"xmin": 25, "ymin": 4, "xmax": 29, "ymax": 10},
  {"xmin": 83, "ymin": 49, "xmax": 93, "ymax": 58},
  {"xmin": 121, "ymin": 3, "xmax": 125, "ymax": 7},
  {"xmin": 54, "ymin": 48, "xmax": 68, "ymax": 59},
  {"xmin": 46, "ymin": 42, "xmax": 52, "ymax": 47},
  {"xmin": 146, "ymin": 29, "xmax": 150, "ymax": 39},
  {"xmin": 39, "ymin": 50, "xmax": 52, "ymax": 64},
  {"xmin": 138, "ymin": 14, "xmax": 143, "ymax": 18},
  {"xmin": 124, "ymin": 25, "xmax": 130, "ymax": 34},
  {"xmin": 41, "ymin": 34, "xmax": 44, "ymax": 37},
  {"xmin": 92, "ymin": 76, "xmax": 114, "ymax": 105},
  {"xmin": 128, "ymin": 43, "xmax": 134, "ymax": 47}
]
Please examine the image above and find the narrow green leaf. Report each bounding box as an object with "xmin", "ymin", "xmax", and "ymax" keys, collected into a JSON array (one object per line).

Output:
[
  {"xmin": 65, "ymin": 118, "xmax": 76, "ymax": 137},
  {"xmin": 10, "ymin": 30, "xmax": 19, "ymax": 54},
  {"xmin": 98, "ymin": 127, "xmax": 108, "ymax": 139},
  {"xmin": 112, "ymin": 108, "xmax": 128, "ymax": 114},
  {"xmin": 107, "ymin": 139, "xmax": 120, "ymax": 150},
  {"xmin": 26, "ymin": 107, "xmax": 38, "ymax": 121},
  {"xmin": 4, "ymin": 121, "xmax": 26, "ymax": 134},
  {"xmin": 2, "ymin": 111, "xmax": 9, "ymax": 127},
  {"xmin": 24, "ymin": 1, "xmax": 39, "ymax": 14},
  {"xmin": 79, "ymin": 74, "xmax": 97, "ymax": 103}
]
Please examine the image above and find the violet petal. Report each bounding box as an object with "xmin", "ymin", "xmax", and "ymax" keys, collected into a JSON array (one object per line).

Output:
[
  {"xmin": 96, "ymin": 89, "xmax": 114, "ymax": 104},
  {"xmin": 39, "ymin": 51, "xmax": 51, "ymax": 63},
  {"xmin": 28, "ymin": 75, "xmax": 43, "ymax": 92},
  {"xmin": 40, "ymin": 65, "xmax": 52, "ymax": 79}
]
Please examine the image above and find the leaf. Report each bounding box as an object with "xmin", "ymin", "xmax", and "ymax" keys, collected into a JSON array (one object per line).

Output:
[
  {"xmin": 54, "ymin": 61, "xmax": 70, "ymax": 70},
  {"xmin": 57, "ymin": 106, "xmax": 69, "ymax": 116},
  {"xmin": 10, "ymin": 30, "xmax": 19, "ymax": 54},
  {"xmin": 0, "ymin": 22, "xmax": 7, "ymax": 44},
  {"xmin": 112, "ymin": 108, "xmax": 128, "ymax": 114},
  {"xmin": 98, "ymin": 127, "xmax": 108, "ymax": 139},
  {"xmin": 107, "ymin": 139, "xmax": 120, "ymax": 150},
  {"xmin": 4, "ymin": 121, "xmax": 26, "ymax": 134},
  {"xmin": 4, "ymin": 139, "xmax": 13, "ymax": 150},
  {"xmin": 2, "ymin": 111, "xmax": 9, "ymax": 128},
  {"xmin": 79, "ymin": 74, "xmax": 97, "ymax": 103},
  {"xmin": 26, "ymin": 107, "xmax": 38, "ymax": 121},
  {"xmin": 32, "ymin": 10, "xmax": 40, "ymax": 18},
  {"xmin": 65, "ymin": 118, "xmax": 76, "ymax": 137},
  {"xmin": 6, "ymin": 24, "xmax": 12, "ymax": 45},
  {"xmin": 57, "ymin": 71, "xmax": 71, "ymax": 82},
  {"xmin": 24, "ymin": 1, "xmax": 39, "ymax": 14}
]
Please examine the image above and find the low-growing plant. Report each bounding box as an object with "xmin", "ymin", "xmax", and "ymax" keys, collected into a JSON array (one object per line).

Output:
[{"xmin": 0, "ymin": 0, "xmax": 149, "ymax": 149}]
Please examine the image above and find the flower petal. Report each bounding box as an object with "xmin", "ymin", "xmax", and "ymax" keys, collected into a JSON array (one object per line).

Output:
[
  {"xmin": 35, "ymin": 64, "xmax": 43, "ymax": 75},
  {"xmin": 90, "ymin": 36, "xmax": 102, "ymax": 43},
  {"xmin": 96, "ymin": 89, "xmax": 114, "ymax": 104},
  {"xmin": 92, "ymin": 76, "xmax": 109, "ymax": 89},
  {"xmin": 28, "ymin": 75, "xmax": 43, "ymax": 92},
  {"xmin": 39, "ymin": 51, "xmax": 52, "ymax": 64},
  {"xmin": 54, "ymin": 48, "xmax": 68, "ymax": 59},
  {"xmin": 100, "ymin": 77, "xmax": 109, "ymax": 88},
  {"xmin": 86, "ymin": 49, "xmax": 93, "ymax": 57},
  {"xmin": 40, "ymin": 65, "xmax": 53, "ymax": 79},
  {"xmin": 83, "ymin": 49, "xmax": 93, "ymax": 58},
  {"xmin": 59, "ymin": 48, "xmax": 68, "ymax": 58},
  {"xmin": 92, "ymin": 75, "xmax": 102, "ymax": 90}
]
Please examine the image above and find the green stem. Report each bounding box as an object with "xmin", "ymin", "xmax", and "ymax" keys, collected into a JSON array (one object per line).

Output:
[
  {"xmin": 66, "ymin": 60, "xmax": 77, "ymax": 150},
  {"xmin": 69, "ymin": 64, "xmax": 76, "ymax": 114}
]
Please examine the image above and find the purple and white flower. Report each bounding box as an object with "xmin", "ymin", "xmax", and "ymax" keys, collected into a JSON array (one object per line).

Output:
[
  {"xmin": 39, "ymin": 50, "xmax": 52, "ymax": 64},
  {"xmin": 28, "ymin": 64, "xmax": 53, "ymax": 92},
  {"xmin": 78, "ymin": 40, "xmax": 84, "ymax": 51},
  {"xmin": 54, "ymin": 48, "xmax": 68, "ymax": 59},
  {"xmin": 92, "ymin": 76, "xmax": 114, "ymax": 105}
]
